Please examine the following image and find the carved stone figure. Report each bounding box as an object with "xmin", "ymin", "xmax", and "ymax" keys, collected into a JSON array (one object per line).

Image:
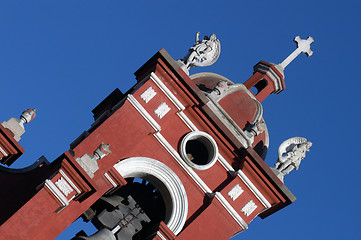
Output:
[
  {"xmin": 178, "ymin": 32, "xmax": 220, "ymax": 74},
  {"xmin": 273, "ymin": 137, "xmax": 312, "ymax": 182}
]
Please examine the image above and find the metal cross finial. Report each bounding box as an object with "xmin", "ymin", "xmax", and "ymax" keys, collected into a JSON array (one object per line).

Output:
[{"xmin": 280, "ymin": 36, "xmax": 314, "ymax": 69}]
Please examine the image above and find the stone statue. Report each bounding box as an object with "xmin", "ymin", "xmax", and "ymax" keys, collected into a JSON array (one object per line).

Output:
[
  {"xmin": 178, "ymin": 32, "xmax": 221, "ymax": 75},
  {"xmin": 272, "ymin": 137, "xmax": 312, "ymax": 182}
]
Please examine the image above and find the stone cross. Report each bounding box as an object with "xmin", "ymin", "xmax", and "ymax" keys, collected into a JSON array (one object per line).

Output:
[{"xmin": 280, "ymin": 36, "xmax": 314, "ymax": 69}]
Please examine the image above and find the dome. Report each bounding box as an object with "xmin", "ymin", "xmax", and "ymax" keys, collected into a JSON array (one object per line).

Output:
[{"xmin": 190, "ymin": 72, "xmax": 269, "ymax": 159}]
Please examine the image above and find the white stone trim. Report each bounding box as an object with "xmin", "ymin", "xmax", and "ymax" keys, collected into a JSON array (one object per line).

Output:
[
  {"xmin": 127, "ymin": 94, "xmax": 161, "ymax": 132},
  {"xmin": 206, "ymin": 100, "xmax": 251, "ymax": 148},
  {"xmin": 44, "ymin": 179, "xmax": 69, "ymax": 213},
  {"xmin": 150, "ymin": 73, "xmax": 185, "ymax": 111},
  {"xmin": 131, "ymin": 73, "xmax": 248, "ymax": 228},
  {"xmin": 154, "ymin": 132, "xmax": 247, "ymax": 229},
  {"xmin": 150, "ymin": 72, "xmax": 198, "ymax": 131},
  {"xmin": 155, "ymin": 102, "xmax": 171, "ymax": 119},
  {"xmin": 215, "ymin": 192, "xmax": 248, "ymax": 230},
  {"xmin": 178, "ymin": 111, "xmax": 198, "ymax": 131},
  {"xmin": 59, "ymin": 169, "xmax": 81, "ymax": 194},
  {"xmin": 179, "ymin": 131, "xmax": 219, "ymax": 171},
  {"xmin": 255, "ymin": 63, "xmax": 284, "ymax": 94},
  {"xmin": 228, "ymin": 184, "xmax": 244, "ymax": 201},
  {"xmin": 217, "ymin": 155, "xmax": 271, "ymax": 208},
  {"xmin": 55, "ymin": 177, "xmax": 73, "ymax": 197},
  {"xmin": 153, "ymin": 132, "xmax": 211, "ymax": 193},
  {"xmin": 241, "ymin": 200, "xmax": 258, "ymax": 217},
  {"xmin": 0, "ymin": 146, "xmax": 8, "ymax": 157},
  {"xmin": 114, "ymin": 157, "xmax": 188, "ymax": 236},
  {"xmin": 140, "ymin": 87, "xmax": 157, "ymax": 103},
  {"xmin": 104, "ymin": 172, "xmax": 118, "ymax": 188},
  {"xmin": 237, "ymin": 171, "xmax": 271, "ymax": 208},
  {"xmin": 157, "ymin": 232, "xmax": 167, "ymax": 240}
]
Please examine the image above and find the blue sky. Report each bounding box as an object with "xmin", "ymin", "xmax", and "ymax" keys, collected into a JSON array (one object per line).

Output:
[{"xmin": 0, "ymin": 1, "xmax": 360, "ymax": 239}]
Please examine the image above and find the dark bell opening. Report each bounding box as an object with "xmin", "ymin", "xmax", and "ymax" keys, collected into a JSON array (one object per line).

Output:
[
  {"xmin": 185, "ymin": 139, "xmax": 209, "ymax": 165},
  {"xmin": 78, "ymin": 178, "xmax": 167, "ymax": 240}
]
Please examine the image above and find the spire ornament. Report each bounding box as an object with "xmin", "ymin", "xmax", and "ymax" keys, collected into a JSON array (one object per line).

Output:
[{"xmin": 279, "ymin": 36, "xmax": 314, "ymax": 69}]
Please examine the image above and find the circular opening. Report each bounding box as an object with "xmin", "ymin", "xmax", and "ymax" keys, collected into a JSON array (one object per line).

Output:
[{"xmin": 180, "ymin": 131, "xmax": 218, "ymax": 171}]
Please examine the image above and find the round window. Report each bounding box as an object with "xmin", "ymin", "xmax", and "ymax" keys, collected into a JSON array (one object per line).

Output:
[{"xmin": 180, "ymin": 131, "xmax": 219, "ymax": 170}]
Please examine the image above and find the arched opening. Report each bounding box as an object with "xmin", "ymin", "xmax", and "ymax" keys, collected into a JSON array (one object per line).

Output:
[
  {"xmin": 250, "ymin": 78, "xmax": 268, "ymax": 96},
  {"xmin": 71, "ymin": 158, "xmax": 188, "ymax": 240},
  {"xmin": 78, "ymin": 178, "xmax": 167, "ymax": 239}
]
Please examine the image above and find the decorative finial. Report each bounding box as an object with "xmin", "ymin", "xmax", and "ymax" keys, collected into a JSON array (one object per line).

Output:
[
  {"xmin": 177, "ymin": 32, "xmax": 221, "ymax": 75},
  {"xmin": 272, "ymin": 137, "xmax": 312, "ymax": 182},
  {"xmin": 20, "ymin": 108, "xmax": 37, "ymax": 127},
  {"xmin": 279, "ymin": 36, "xmax": 314, "ymax": 69},
  {"xmin": 93, "ymin": 142, "xmax": 111, "ymax": 160},
  {"xmin": 76, "ymin": 142, "xmax": 111, "ymax": 178},
  {"xmin": 1, "ymin": 108, "xmax": 37, "ymax": 142}
]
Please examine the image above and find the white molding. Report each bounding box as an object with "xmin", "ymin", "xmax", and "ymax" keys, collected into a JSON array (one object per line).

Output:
[
  {"xmin": 215, "ymin": 192, "xmax": 248, "ymax": 230},
  {"xmin": 0, "ymin": 146, "xmax": 8, "ymax": 157},
  {"xmin": 150, "ymin": 73, "xmax": 185, "ymax": 111},
  {"xmin": 150, "ymin": 72, "xmax": 198, "ymax": 131},
  {"xmin": 241, "ymin": 200, "xmax": 258, "ymax": 217},
  {"xmin": 131, "ymin": 73, "xmax": 250, "ymax": 228},
  {"xmin": 206, "ymin": 100, "xmax": 251, "ymax": 148},
  {"xmin": 140, "ymin": 86, "xmax": 157, "ymax": 103},
  {"xmin": 55, "ymin": 177, "xmax": 73, "ymax": 197},
  {"xmin": 127, "ymin": 94, "xmax": 161, "ymax": 132},
  {"xmin": 155, "ymin": 102, "xmax": 171, "ymax": 119},
  {"xmin": 44, "ymin": 179, "xmax": 69, "ymax": 213},
  {"xmin": 228, "ymin": 184, "xmax": 244, "ymax": 201},
  {"xmin": 255, "ymin": 63, "xmax": 284, "ymax": 94},
  {"xmin": 114, "ymin": 157, "xmax": 188, "ymax": 236},
  {"xmin": 157, "ymin": 232, "xmax": 167, "ymax": 240},
  {"xmin": 217, "ymin": 155, "xmax": 271, "ymax": 208},
  {"xmin": 237, "ymin": 170, "xmax": 271, "ymax": 208},
  {"xmin": 177, "ymin": 111, "xmax": 198, "ymax": 131},
  {"xmin": 179, "ymin": 131, "xmax": 219, "ymax": 171},
  {"xmin": 154, "ymin": 132, "xmax": 247, "ymax": 229},
  {"xmin": 153, "ymin": 132, "xmax": 211, "ymax": 193},
  {"xmin": 59, "ymin": 169, "xmax": 81, "ymax": 194},
  {"xmin": 104, "ymin": 172, "xmax": 118, "ymax": 188}
]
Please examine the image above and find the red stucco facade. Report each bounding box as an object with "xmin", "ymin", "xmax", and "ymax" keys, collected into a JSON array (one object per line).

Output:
[{"xmin": 0, "ymin": 49, "xmax": 295, "ymax": 240}]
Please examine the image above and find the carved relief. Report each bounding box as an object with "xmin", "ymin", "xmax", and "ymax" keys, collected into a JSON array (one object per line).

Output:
[
  {"xmin": 55, "ymin": 177, "xmax": 73, "ymax": 197},
  {"xmin": 272, "ymin": 137, "xmax": 312, "ymax": 182},
  {"xmin": 155, "ymin": 102, "xmax": 171, "ymax": 119},
  {"xmin": 140, "ymin": 87, "xmax": 157, "ymax": 103},
  {"xmin": 241, "ymin": 200, "xmax": 257, "ymax": 217},
  {"xmin": 228, "ymin": 184, "xmax": 244, "ymax": 201}
]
